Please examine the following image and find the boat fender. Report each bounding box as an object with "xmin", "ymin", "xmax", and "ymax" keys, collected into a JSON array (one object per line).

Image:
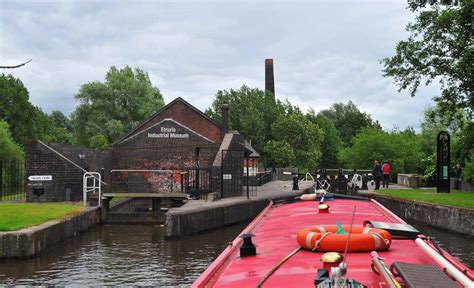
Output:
[
  {"xmin": 296, "ymin": 225, "xmax": 392, "ymax": 252},
  {"xmin": 300, "ymin": 194, "xmax": 317, "ymax": 201}
]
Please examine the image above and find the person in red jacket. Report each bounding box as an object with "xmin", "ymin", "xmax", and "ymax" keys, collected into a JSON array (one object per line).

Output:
[{"xmin": 382, "ymin": 161, "xmax": 391, "ymax": 188}]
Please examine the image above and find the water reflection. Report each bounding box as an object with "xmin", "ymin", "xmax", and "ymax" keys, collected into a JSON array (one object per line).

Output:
[
  {"xmin": 0, "ymin": 223, "xmax": 247, "ymax": 286},
  {"xmin": 409, "ymin": 221, "xmax": 474, "ymax": 269},
  {"xmin": 0, "ymin": 220, "xmax": 472, "ymax": 286}
]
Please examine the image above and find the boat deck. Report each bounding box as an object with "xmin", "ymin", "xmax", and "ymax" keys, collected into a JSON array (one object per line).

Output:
[{"xmin": 194, "ymin": 199, "xmax": 473, "ymax": 287}]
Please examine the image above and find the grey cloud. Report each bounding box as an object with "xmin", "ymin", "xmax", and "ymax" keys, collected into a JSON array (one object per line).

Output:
[{"xmin": 1, "ymin": 0, "xmax": 434, "ymax": 130}]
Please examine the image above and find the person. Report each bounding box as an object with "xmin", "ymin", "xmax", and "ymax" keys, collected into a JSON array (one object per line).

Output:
[
  {"xmin": 455, "ymin": 162, "xmax": 463, "ymax": 190},
  {"xmin": 372, "ymin": 160, "xmax": 382, "ymax": 190},
  {"xmin": 382, "ymin": 161, "xmax": 391, "ymax": 188}
]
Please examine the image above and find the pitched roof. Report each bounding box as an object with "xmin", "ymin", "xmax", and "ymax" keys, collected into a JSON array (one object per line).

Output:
[
  {"xmin": 119, "ymin": 118, "xmax": 215, "ymax": 144},
  {"xmin": 116, "ymin": 97, "xmax": 222, "ymax": 144},
  {"xmin": 244, "ymin": 140, "xmax": 260, "ymax": 158}
]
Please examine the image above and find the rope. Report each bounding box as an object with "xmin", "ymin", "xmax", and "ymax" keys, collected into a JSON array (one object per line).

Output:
[
  {"xmin": 256, "ymin": 247, "xmax": 301, "ymax": 288},
  {"xmin": 312, "ymin": 232, "xmax": 333, "ymax": 251}
]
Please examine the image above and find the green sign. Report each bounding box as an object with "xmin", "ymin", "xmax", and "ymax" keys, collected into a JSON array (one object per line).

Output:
[{"xmin": 443, "ymin": 166, "xmax": 448, "ymax": 179}]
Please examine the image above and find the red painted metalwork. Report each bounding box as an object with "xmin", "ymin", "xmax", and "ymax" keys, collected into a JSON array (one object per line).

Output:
[{"xmin": 193, "ymin": 199, "xmax": 473, "ymax": 287}]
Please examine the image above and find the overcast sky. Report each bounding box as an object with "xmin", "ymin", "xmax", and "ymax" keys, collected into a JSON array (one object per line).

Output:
[{"xmin": 1, "ymin": 0, "xmax": 439, "ymax": 130}]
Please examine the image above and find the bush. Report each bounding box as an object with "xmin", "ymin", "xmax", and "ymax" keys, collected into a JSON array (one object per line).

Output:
[{"xmin": 463, "ymin": 153, "xmax": 474, "ymax": 183}]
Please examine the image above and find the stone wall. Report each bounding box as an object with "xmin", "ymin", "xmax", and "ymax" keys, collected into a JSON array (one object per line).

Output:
[
  {"xmin": 397, "ymin": 173, "xmax": 422, "ymax": 188},
  {"xmin": 165, "ymin": 199, "xmax": 269, "ymax": 238},
  {"xmin": 450, "ymin": 177, "xmax": 474, "ymax": 193},
  {"xmin": 369, "ymin": 194, "xmax": 474, "ymax": 236},
  {"xmin": 0, "ymin": 207, "xmax": 101, "ymax": 259}
]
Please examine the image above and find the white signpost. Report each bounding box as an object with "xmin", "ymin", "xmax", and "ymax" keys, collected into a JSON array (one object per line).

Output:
[{"xmin": 28, "ymin": 175, "xmax": 52, "ymax": 181}]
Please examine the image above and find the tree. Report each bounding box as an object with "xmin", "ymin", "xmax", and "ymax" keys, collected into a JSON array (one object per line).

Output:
[
  {"xmin": 382, "ymin": 0, "xmax": 473, "ymax": 118},
  {"xmin": 205, "ymin": 85, "xmax": 285, "ymax": 162},
  {"xmin": 339, "ymin": 127, "xmax": 424, "ymax": 176},
  {"xmin": 46, "ymin": 110, "xmax": 75, "ymax": 144},
  {"xmin": 0, "ymin": 121, "xmax": 23, "ymax": 161},
  {"xmin": 0, "ymin": 74, "xmax": 42, "ymax": 146},
  {"xmin": 264, "ymin": 112, "xmax": 323, "ymax": 170},
  {"xmin": 319, "ymin": 101, "xmax": 381, "ymax": 145},
  {"xmin": 306, "ymin": 110, "xmax": 342, "ymax": 168},
  {"xmin": 71, "ymin": 66, "xmax": 165, "ymax": 147},
  {"xmin": 418, "ymin": 105, "xmax": 471, "ymax": 180}
]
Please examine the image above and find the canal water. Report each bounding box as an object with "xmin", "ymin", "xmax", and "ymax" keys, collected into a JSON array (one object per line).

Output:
[{"xmin": 0, "ymin": 222, "xmax": 472, "ymax": 286}]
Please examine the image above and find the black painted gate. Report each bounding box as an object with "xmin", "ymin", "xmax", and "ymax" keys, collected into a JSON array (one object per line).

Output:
[{"xmin": 220, "ymin": 150, "xmax": 256, "ymax": 199}]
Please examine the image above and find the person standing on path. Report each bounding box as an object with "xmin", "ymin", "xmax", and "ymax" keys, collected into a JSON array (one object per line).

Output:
[
  {"xmin": 373, "ymin": 160, "xmax": 382, "ymax": 190},
  {"xmin": 382, "ymin": 161, "xmax": 391, "ymax": 188}
]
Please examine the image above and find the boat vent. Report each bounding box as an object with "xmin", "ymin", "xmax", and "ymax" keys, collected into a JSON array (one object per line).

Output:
[{"xmin": 239, "ymin": 233, "xmax": 256, "ymax": 257}]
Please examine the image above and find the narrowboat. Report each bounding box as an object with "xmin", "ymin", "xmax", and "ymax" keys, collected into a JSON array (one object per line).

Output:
[{"xmin": 193, "ymin": 194, "xmax": 474, "ymax": 287}]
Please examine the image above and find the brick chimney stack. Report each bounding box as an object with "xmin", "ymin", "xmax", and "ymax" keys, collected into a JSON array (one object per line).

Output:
[
  {"xmin": 221, "ymin": 104, "xmax": 230, "ymax": 133},
  {"xmin": 265, "ymin": 59, "xmax": 275, "ymax": 100}
]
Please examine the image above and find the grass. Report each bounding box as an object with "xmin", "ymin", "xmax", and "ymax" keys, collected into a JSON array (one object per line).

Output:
[
  {"xmin": 0, "ymin": 192, "xmax": 26, "ymax": 201},
  {"xmin": 0, "ymin": 203, "xmax": 84, "ymax": 231},
  {"xmin": 377, "ymin": 188, "xmax": 474, "ymax": 209}
]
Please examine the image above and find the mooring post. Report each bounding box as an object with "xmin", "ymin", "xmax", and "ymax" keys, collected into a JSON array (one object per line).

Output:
[
  {"xmin": 152, "ymin": 198, "xmax": 162, "ymax": 219},
  {"xmin": 292, "ymin": 173, "xmax": 299, "ymax": 190},
  {"xmin": 246, "ymin": 157, "xmax": 250, "ymax": 199}
]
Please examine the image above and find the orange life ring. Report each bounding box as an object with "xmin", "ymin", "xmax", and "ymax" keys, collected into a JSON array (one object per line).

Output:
[{"xmin": 296, "ymin": 225, "xmax": 392, "ymax": 252}]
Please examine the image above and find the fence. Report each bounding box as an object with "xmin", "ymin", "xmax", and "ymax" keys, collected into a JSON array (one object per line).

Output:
[
  {"xmin": 0, "ymin": 159, "xmax": 25, "ymax": 202},
  {"xmin": 109, "ymin": 169, "xmax": 179, "ymax": 194},
  {"xmin": 181, "ymin": 167, "xmax": 213, "ymax": 198}
]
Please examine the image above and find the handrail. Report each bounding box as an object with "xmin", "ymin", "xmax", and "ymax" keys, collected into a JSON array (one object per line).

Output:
[
  {"xmin": 415, "ymin": 238, "xmax": 474, "ymax": 287},
  {"xmin": 371, "ymin": 251, "xmax": 401, "ymax": 288}
]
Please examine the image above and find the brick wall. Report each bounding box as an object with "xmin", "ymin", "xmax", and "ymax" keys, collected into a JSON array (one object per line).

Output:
[
  {"xmin": 123, "ymin": 99, "xmax": 223, "ymax": 143},
  {"xmin": 111, "ymin": 119, "xmax": 220, "ymax": 193},
  {"xmin": 25, "ymin": 141, "xmax": 109, "ymax": 202}
]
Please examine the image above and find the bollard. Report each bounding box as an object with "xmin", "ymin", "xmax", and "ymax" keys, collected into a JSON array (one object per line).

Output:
[{"xmin": 292, "ymin": 174, "xmax": 299, "ymax": 190}]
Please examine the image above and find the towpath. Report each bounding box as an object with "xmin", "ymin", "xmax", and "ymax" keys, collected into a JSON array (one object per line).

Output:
[
  {"xmin": 169, "ymin": 180, "xmax": 314, "ymax": 213},
  {"xmin": 164, "ymin": 180, "xmax": 314, "ymax": 237}
]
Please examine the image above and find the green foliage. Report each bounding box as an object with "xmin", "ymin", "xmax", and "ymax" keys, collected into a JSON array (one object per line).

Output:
[
  {"xmin": 47, "ymin": 110, "xmax": 75, "ymax": 144},
  {"xmin": 319, "ymin": 101, "xmax": 381, "ymax": 145},
  {"xmin": 464, "ymin": 152, "xmax": 474, "ymax": 182},
  {"xmin": 453, "ymin": 121, "xmax": 474, "ymax": 164},
  {"xmin": 0, "ymin": 121, "xmax": 24, "ymax": 161},
  {"xmin": 71, "ymin": 66, "xmax": 164, "ymax": 147},
  {"xmin": 205, "ymin": 85, "xmax": 283, "ymax": 154},
  {"xmin": 339, "ymin": 127, "xmax": 424, "ymax": 175},
  {"xmin": 419, "ymin": 105, "xmax": 472, "ymax": 180},
  {"xmin": 264, "ymin": 112, "xmax": 323, "ymax": 170},
  {"xmin": 0, "ymin": 203, "xmax": 84, "ymax": 231},
  {"xmin": 382, "ymin": 0, "xmax": 473, "ymax": 118},
  {"xmin": 0, "ymin": 121, "xmax": 25, "ymax": 195},
  {"xmin": 378, "ymin": 188, "xmax": 474, "ymax": 209},
  {"xmin": 206, "ymin": 86, "xmax": 323, "ymax": 169},
  {"xmin": 0, "ymin": 74, "xmax": 39, "ymax": 146},
  {"xmin": 0, "ymin": 74, "xmax": 74, "ymax": 146},
  {"xmin": 263, "ymin": 141, "xmax": 296, "ymax": 167},
  {"xmin": 306, "ymin": 111, "xmax": 342, "ymax": 168}
]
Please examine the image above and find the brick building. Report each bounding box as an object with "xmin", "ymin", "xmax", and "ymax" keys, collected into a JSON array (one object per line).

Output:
[{"xmin": 26, "ymin": 98, "xmax": 257, "ymax": 202}]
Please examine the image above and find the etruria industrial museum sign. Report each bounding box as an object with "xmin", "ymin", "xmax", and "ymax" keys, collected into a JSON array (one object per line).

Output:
[{"xmin": 148, "ymin": 126, "xmax": 190, "ymax": 139}]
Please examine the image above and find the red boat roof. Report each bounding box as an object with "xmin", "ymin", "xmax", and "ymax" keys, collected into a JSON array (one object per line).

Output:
[{"xmin": 193, "ymin": 199, "xmax": 474, "ymax": 287}]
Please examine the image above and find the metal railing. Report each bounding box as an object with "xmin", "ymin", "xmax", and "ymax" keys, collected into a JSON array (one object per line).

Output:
[
  {"xmin": 110, "ymin": 169, "xmax": 177, "ymax": 194},
  {"xmin": 83, "ymin": 172, "xmax": 102, "ymax": 207},
  {"xmin": 257, "ymin": 170, "xmax": 273, "ymax": 186},
  {"xmin": 181, "ymin": 167, "xmax": 213, "ymax": 198},
  {"xmin": 0, "ymin": 159, "xmax": 25, "ymax": 202}
]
